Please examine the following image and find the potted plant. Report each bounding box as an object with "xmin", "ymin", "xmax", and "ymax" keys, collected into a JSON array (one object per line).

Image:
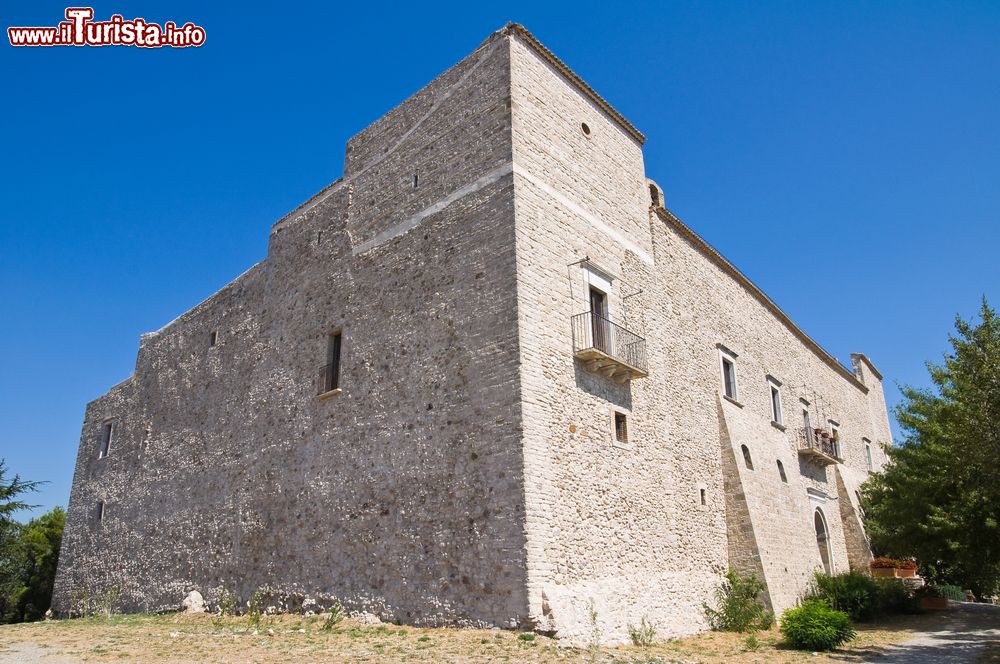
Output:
[
  {"xmin": 898, "ymin": 559, "xmax": 918, "ymax": 578},
  {"xmin": 870, "ymin": 556, "xmax": 903, "ymax": 578},
  {"xmin": 915, "ymin": 585, "xmax": 948, "ymax": 610}
]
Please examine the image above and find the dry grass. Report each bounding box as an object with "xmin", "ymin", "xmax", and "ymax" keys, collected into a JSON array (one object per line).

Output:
[{"xmin": 0, "ymin": 610, "xmax": 947, "ymax": 663}]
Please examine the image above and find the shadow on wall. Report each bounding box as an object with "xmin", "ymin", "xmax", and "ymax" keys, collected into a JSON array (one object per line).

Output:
[
  {"xmin": 716, "ymin": 395, "xmax": 774, "ymax": 611},
  {"xmin": 797, "ymin": 456, "xmax": 828, "ymax": 484},
  {"xmin": 572, "ymin": 362, "xmax": 632, "ymax": 411}
]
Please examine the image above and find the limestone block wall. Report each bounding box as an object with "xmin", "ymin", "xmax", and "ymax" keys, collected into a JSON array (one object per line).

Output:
[
  {"xmin": 649, "ymin": 208, "xmax": 890, "ymax": 614},
  {"xmin": 509, "ymin": 32, "xmax": 728, "ymax": 646},
  {"xmin": 54, "ymin": 28, "xmax": 529, "ymax": 628}
]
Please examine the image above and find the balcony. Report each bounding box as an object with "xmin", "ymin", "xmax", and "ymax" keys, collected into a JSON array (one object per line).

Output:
[
  {"xmin": 798, "ymin": 427, "xmax": 843, "ymax": 465},
  {"xmin": 571, "ymin": 311, "xmax": 648, "ymax": 383}
]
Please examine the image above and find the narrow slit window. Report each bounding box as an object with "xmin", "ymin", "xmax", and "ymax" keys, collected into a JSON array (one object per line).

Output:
[
  {"xmin": 700, "ymin": 488, "xmax": 707, "ymax": 506},
  {"xmin": 777, "ymin": 460, "xmax": 788, "ymax": 482},
  {"xmin": 614, "ymin": 411, "xmax": 628, "ymax": 444},
  {"xmin": 99, "ymin": 422, "xmax": 113, "ymax": 459},
  {"xmin": 741, "ymin": 444, "xmax": 754, "ymax": 470},
  {"xmin": 320, "ymin": 331, "xmax": 342, "ymax": 394},
  {"xmin": 413, "ymin": 172, "xmax": 419, "ymax": 188},
  {"xmin": 96, "ymin": 501, "xmax": 105, "ymax": 522},
  {"xmin": 209, "ymin": 330, "xmax": 218, "ymax": 347},
  {"xmin": 864, "ymin": 439, "xmax": 873, "ymax": 472}
]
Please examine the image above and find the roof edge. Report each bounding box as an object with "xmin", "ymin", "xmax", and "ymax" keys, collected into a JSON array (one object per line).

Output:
[
  {"xmin": 851, "ymin": 353, "xmax": 884, "ymax": 382},
  {"xmin": 501, "ymin": 23, "xmax": 646, "ymax": 145},
  {"xmin": 653, "ymin": 205, "xmax": 869, "ymax": 394}
]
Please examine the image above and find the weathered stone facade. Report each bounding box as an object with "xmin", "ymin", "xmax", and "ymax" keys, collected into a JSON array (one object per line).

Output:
[{"xmin": 53, "ymin": 24, "xmax": 891, "ymax": 645}]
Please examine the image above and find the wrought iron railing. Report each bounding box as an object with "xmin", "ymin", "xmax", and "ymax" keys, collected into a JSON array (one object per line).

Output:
[
  {"xmin": 571, "ymin": 311, "xmax": 648, "ymax": 374},
  {"xmin": 800, "ymin": 427, "xmax": 842, "ymax": 461},
  {"xmin": 317, "ymin": 361, "xmax": 340, "ymax": 395}
]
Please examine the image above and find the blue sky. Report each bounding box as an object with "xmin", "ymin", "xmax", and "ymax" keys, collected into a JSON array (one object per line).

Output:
[{"xmin": 2, "ymin": 1, "xmax": 997, "ymax": 518}]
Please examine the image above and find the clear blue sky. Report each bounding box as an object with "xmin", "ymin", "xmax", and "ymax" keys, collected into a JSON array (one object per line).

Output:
[{"xmin": 2, "ymin": 2, "xmax": 997, "ymax": 518}]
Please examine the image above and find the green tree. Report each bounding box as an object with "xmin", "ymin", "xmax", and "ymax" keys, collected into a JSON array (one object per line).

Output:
[
  {"xmin": 0, "ymin": 459, "xmax": 41, "ymax": 525},
  {"xmin": 862, "ymin": 299, "xmax": 1000, "ymax": 597},
  {"xmin": 3, "ymin": 507, "xmax": 66, "ymax": 622},
  {"xmin": 0, "ymin": 459, "xmax": 53, "ymax": 623}
]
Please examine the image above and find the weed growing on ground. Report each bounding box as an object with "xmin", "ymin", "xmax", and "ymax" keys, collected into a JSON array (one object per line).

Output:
[
  {"xmin": 246, "ymin": 590, "xmax": 266, "ymax": 630},
  {"xmin": 321, "ymin": 600, "xmax": 344, "ymax": 631},
  {"xmin": 628, "ymin": 617, "xmax": 657, "ymax": 646}
]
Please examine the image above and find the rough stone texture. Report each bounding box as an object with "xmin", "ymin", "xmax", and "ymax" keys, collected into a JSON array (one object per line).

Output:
[
  {"xmin": 52, "ymin": 24, "xmax": 891, "ymax": 645},
  {"xmin": 181, "ymin": 591, "xmax": 205, "ymax": 614}
]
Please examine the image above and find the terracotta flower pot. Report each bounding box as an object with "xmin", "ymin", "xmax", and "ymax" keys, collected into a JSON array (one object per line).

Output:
[
  {"xmin": 898, "ymin": 568, "xmax": 916, "ymax": 578},
  {"xmin": 919, "ymin": 597, "xmax": 948, "ymax": 610}
]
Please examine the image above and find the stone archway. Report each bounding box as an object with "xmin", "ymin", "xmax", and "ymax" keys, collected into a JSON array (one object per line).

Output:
[{"xmin": 814, "ymin": 508, "xmax": 832, "ymax": 574}]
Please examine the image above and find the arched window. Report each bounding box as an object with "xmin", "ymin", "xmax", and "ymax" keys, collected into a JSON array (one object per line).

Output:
[
  {"xmin": 741, "ymin": 445, "xmax": 754, "ymax": 470},
  {"xmin": 777, "ymin": 460, "xmax": 788, "ymax": 482},
  {"xmin": 814, "ymin": 508, "xmax": 832, "ymax": 574},
  {"xmin": 649, "ymin": 184, "xmax": 660, "ymax": 206}
]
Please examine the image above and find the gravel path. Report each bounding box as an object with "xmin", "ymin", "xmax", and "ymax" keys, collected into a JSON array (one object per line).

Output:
[
  {"xmin": 861, "ymin": 602, "xmax": 1000, "ymax": 663},
  {"xmin": 0, "ymin": 642, "xmax": 80, "ymax": 664}
]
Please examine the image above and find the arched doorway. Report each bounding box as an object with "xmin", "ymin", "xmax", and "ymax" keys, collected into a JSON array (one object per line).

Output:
[{"xmin": 815, "ymin": 509, "xmax": 832, "ymax": 574}]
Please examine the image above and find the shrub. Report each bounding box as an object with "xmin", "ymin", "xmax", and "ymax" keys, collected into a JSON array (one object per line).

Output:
[
  {"xmin": 809, "ymin": 571, "xmax": 881, "ymax": 622},
  {"xmin": 914, "ymin": 585, "xmax": 942, "ymax": 598},
  {"xmin": 780, "ymin": 599, "xmax": 855, "ymax": 651},
  {"xmin": 938, "ymin": 584, "xmax": 966, "ymax": 601},
  {"xmin": 627, "ymin": 617, "xmax": 656, "ymax": 646},
  {"xmin": 704, "ymin": 569, "xmax": 774, "ymax": 632},
  {"xmin": 875, "ymin": 579, "xmax": 921, "ymax": 614}
]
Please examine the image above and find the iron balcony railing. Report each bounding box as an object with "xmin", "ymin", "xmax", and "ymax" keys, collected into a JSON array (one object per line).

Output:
[
  {"xmin": 799, "ymin": 427, "xmax": 842, "ymax": 462},
  {"xmin": 571, "ymin": 311, "xmax": 648, "ymax": 376},
  {"xmin": 317, "ymin": 361, "xmax": 340, "ymax": 395}
]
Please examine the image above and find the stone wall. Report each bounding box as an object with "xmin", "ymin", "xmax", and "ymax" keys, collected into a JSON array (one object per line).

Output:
[{"xmin": 54, "ymin": 29, "xmax": 529, "ymax": 628}]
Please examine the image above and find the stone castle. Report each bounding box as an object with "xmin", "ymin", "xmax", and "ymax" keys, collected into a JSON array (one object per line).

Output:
[{"xmin": 53, "ymin": 24, "xmax": 891, "ymax": 644}]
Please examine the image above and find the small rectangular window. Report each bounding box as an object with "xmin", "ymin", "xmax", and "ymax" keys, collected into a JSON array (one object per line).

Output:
[
  {"xmin": 720, "ymin": 351, "xmax": 738, "ymax": 400},
  {"xmin": 768, "ymin": 379, "xmax": 783, "ymax": 424},
  {"xmin": 864, "ymin": 439, "xmax": 873, "ymax": 472},
  {"xmin": 209, "ymin": 330, "xmax": 218, "ymax": 347},
  {"xmin": 96, "ymin": 501, "xmax": 105, "ymax": 522},
  {"xmin": 614, "ymin": 411, "xmax": 628, "ymax": 444},
  {"xmin": 700, "ymin": 488, "xmax": 707, "ymax": 505},
  {"xmin": 99, "ymin": 422, "xmax": 113, "ymax": 459},
  {"xmin": 319, "ymin": 330, "xmax": 342, "ymax": 394}
]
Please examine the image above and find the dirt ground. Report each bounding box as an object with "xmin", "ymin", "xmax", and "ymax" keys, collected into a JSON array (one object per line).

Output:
[{"xmin": 0, "ymin": 608, "xmax": 984, "ymax": 663}]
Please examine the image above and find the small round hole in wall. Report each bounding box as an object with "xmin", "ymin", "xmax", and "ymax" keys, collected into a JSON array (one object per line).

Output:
[{"xmin": 581, "ymin": 122, "xmax": 591, "ymax": 136}]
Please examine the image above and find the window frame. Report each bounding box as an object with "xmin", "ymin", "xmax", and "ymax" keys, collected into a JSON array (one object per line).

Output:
[
  {"xmin": 609, "ymin": 406, "xmax": 633, "ymax": 450},
  {"xmin": 767, "ymin": 376, "xmax": 783, "ymax": 426},
  {"xmin": 318, "ymin": 328, "xmax": 343, "ymax": 398},
  {"xmin": 718, "ymin": 346, "xmax": 739, "ymax": 402},
  {"xmin": 98, "ymin": 420, "xmax": 114, "ymax": 459},
  {"xmin": 863, "ymin": 438, "xmax": 873, "ymax": 472}
]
